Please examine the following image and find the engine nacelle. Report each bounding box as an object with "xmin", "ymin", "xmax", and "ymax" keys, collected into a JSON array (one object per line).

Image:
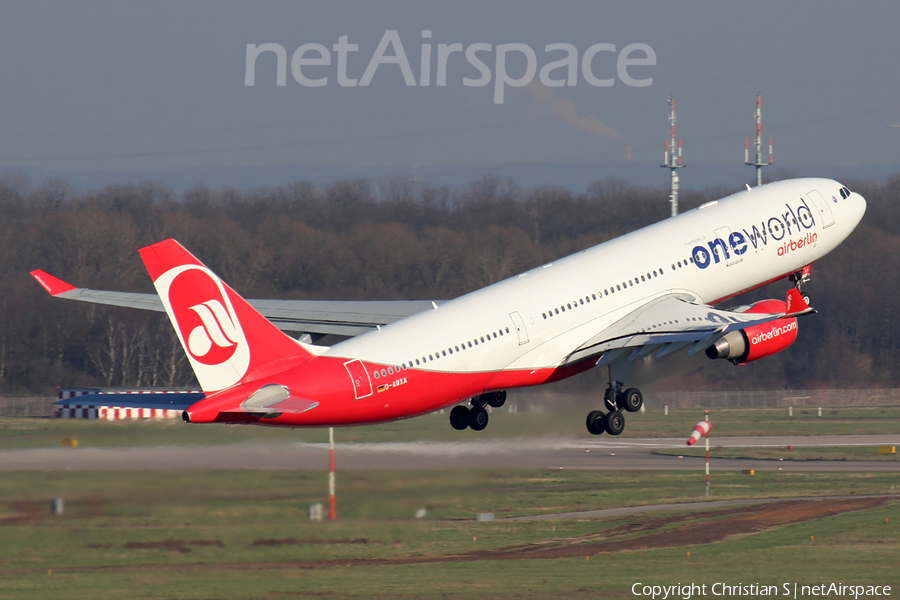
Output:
[{"xmin": 705, "ymin": 299, "xmax": 798, "ymax": 365}]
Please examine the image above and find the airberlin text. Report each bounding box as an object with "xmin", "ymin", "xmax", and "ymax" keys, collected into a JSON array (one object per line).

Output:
[{"xmin": 693, "ymin": 199, "xmax": 818, "ymax": 270}]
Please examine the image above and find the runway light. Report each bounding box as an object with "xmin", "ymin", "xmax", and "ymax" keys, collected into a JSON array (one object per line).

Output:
[
  {"xmin": 686, "ymin": 551, "xmax": 690, "ymax": 557},
  {"xmin": 810, "ymin": 535, "xmax": 814, "ymax": 541}
]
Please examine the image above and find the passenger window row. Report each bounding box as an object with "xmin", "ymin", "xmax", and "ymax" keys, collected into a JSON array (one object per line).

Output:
[
  {"xmin": 541, "ymin": 266, "xmax": 667, "ymax": 320},
  {"xmin": 372, "ymin": 326, "xmax": 513, "ymax": 379},
  {"xmin": 672, "ymin": 256, "xmax": 694, "ymax": 270}
]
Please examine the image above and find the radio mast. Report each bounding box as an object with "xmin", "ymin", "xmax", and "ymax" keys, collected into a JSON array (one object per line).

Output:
[
  {"xmin": 745, "ymin": 93, "xmax": 772, "ymax": 186},
  {"xmin": 661, "ymin": 96, "xmax": 684, "ymax": 217}
]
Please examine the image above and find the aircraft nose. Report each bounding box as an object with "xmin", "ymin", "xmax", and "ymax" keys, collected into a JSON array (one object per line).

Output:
[
  {"xmin": 841, "ymin": 190, "xmax": 867, "ymax": 231},
  {"xmin": 852, "ymin": 191, "xmax": 867, "ymax": 221}
]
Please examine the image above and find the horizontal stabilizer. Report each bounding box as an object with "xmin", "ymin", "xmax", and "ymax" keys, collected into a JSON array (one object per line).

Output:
[{"xmin": 53, "ymin": 392, "xmax": 204, "ymax": 411}]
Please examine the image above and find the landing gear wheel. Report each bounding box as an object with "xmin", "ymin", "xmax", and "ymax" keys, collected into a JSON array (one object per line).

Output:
[
  {"xmin": 586, "ymin": 410, "xmax": 606, "ymax": 435},
  {"xmin": 468, "ymin": 406, "xmax": 489, "ymax": 431},
  {"xmin": 622, "ymin": 388, "xmax": 643, "ymax": 413},
  {"xmin": 450, "ymin": 405, "xmax": 470, "ymax": 430},
  {"xmin": 802, "ymin": 294, "xmax": 811, "ymax": 306},
  {"xmin": 605, "ymin": 411, "xmax": 625, "ymax": 436},
  {"xmin": 485, "ymin": 391, "xmax": 506, "ymax": 408}
]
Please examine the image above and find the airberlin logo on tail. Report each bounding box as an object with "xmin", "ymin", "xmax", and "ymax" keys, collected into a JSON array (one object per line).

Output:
[
  {"xmin": 153, "ymin": 265, "xmax": 251, "ymax": 391},
  {"xmin": 187, "ymin": 300, "xmax": 239, "ymax": 359}
]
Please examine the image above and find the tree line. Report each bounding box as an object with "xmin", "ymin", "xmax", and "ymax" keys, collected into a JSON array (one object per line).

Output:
[{"xmin": 0, "ymin": 171, "xmax": 897, "ymax": 395}]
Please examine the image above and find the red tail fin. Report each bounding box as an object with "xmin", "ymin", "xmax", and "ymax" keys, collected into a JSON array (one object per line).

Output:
[{"xmin": 139, "ymin": 239, "xmax": 310, "ymax": 393}]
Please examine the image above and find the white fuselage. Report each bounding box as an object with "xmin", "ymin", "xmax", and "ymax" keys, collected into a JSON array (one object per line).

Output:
[{"xmin": 323, "ymin": 178, "xmax": 866, "ymax": 379}]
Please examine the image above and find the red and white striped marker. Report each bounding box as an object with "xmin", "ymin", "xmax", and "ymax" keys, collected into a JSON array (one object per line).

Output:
[
  {"xmin": 686, "ymin": 420, "xmax": 712, "ymax": 446},
  {"xmin": 687, "ymin": 414, "xmax": 713, "ymax": 496}
]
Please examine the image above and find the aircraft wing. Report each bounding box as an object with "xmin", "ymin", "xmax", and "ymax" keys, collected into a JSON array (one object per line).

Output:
[
  {"xmin": 563, "ymin": 290, "xmax": 813, "ymax": 366},
  {"xmin": 31, "ymin": 270, "xmax": 437, "ymax": 339}
]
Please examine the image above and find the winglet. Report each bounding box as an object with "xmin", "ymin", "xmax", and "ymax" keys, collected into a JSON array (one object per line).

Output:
[
  {"xmin": 785, "ymin": 288, "xmax": 815, "ymax": 317},
  {"xmin": 30, "ymin": 270, "xmax": 77, "ymax": 296}
]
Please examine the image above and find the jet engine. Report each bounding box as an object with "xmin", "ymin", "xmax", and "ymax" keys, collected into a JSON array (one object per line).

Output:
[{"xmin": 705, "ymin": 299, "xmax": 798, "ymax": 365}]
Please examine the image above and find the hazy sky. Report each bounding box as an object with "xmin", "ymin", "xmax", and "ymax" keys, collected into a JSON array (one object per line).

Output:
[{"xmin": 2, "ymin": 0, "xmax": 900, "ymax": 176}]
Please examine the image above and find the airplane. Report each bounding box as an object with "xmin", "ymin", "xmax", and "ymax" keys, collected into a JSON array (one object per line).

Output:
[{"xmin": 31, "ymin": 178, "xmax": 866, "ymax": 436}]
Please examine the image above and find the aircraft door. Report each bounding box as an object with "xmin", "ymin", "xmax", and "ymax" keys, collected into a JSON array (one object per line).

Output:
[
  {"xmin": 509, "ymin": 311, "xmax": 530, "ymax": 345},
  {"xmin": 806, "ymin": 189, "xmax": 835, "ymax": 229},
  {"xmin": 343, "ymin": 359, "xmax": 373, "ymax": 400}
]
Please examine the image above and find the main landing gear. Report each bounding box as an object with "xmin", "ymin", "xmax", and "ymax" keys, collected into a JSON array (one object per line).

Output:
[
  {"xmin": 585, "ymin": 372, "xmax": 643, "ymax": 436},
  {"xmin": 790, "ymin": 265, "xmax": 812, "ymax": 305},
  {"xmin": 450, "ymin": 391, "xmax": 506, "ymax": 431}
]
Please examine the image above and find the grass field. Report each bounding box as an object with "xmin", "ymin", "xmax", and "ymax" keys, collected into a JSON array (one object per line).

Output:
[
  {"xmin": 3, "ymin": 402, "xmax": 900, "ymax": 451},
  {"xmin": 1, "ymin": 402, "xmax": 898, "ymax": 599},
  {"xmin": 0, "ymin": 468, "xmax": 898, "ymax": 599}
]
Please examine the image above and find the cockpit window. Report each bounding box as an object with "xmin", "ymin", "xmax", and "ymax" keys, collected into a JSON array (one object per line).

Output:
[{"xmin": 839, "ymin": 186, "xmax": 851, "ymax": 199}]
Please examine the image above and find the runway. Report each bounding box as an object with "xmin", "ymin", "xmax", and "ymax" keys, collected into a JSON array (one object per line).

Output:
[{"xmin": 0, "ymin": 434, "xmax": 896, "ymax": 472}]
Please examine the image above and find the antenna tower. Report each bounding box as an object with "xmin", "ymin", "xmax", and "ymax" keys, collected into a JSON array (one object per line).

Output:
[
  {"xmin": 409, "ymin": 164, "xmax": 422, "ymax": 186},
  {"xmin": 661, "ymin": 96, "xmax": 684, "ymax": 217},
  {"xmin": 745, "ymin": 93, "xmax": 772, "ymax": 186}
]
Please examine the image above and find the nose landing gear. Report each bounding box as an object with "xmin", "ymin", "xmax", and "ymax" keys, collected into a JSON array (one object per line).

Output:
[{"xmin": 790, "ymin": 265, "xmax": 812, "ymax": 305}]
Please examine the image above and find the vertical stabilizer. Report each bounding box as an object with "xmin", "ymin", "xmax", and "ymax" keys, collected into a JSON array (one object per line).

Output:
[{"xmin": 139, "ymin": 239, "xmax": 311, "ymax": 393}]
